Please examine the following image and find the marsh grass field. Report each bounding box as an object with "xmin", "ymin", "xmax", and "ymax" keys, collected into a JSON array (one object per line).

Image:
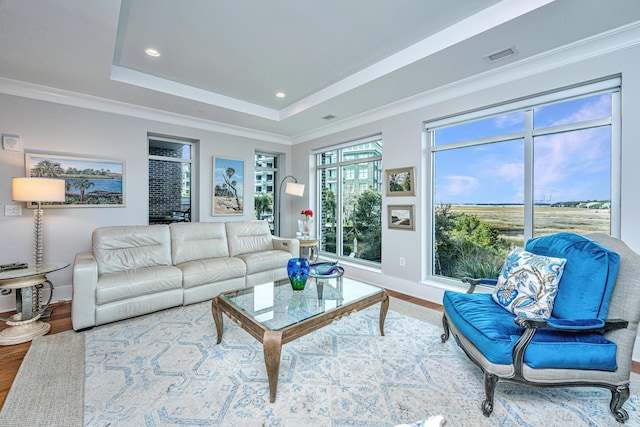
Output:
[{"xmin": 451, "ymin": 205, "xmax": 610, "ymax": 246}]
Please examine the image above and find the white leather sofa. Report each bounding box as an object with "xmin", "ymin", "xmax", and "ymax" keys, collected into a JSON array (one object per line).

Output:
[{"xmin": 71, "ymin": 220, "xmax": 299, "ymax": 330}]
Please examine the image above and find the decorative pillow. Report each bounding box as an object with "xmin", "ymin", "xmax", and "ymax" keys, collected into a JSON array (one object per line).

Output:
[{"xmin": 492, "ymin": 247, "xmax": 567, "ymax": 319}]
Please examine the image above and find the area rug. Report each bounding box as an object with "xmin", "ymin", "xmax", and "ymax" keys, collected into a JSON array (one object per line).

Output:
[
  {"xmin": 82, "ymin": 299, "xmax": 640, "ymax": 427},
  {"xmin": 0, "ymin": 330, "xmax": 85, "ymax": 427}
]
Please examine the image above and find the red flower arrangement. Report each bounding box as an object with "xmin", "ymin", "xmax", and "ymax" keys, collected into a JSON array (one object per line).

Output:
[{"xmin": 301, "ymin": 209, "xmax": 313, "ymax": 220}]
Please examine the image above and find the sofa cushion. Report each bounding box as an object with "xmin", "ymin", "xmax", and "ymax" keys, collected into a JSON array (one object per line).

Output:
[
  {"xmin": 170, "ymin": 222, "xmax": 230, "ymax": 265},
  {"xmin": 443, "ymin": 291, "xmax": 618, "ymax": 370},
  {"xmin": 177, "ymin": 257, "xmax": 246, "ymax": 289},
  {"xmin": 225, "ymin": 220, "xmax": 273, "ymax": 257},
  {"xmin": 525, "ymin": 232, "xmax": 620, "ymax": 320},
  {"xmin": 492, "ymin": 247, "xmax": 566, "ymax": 319},
  {"xmin": 96, "ymin": 265, "xmax": 183, "ymax": 305},
  {"xmin": 93, "ymin": 225, "xmax": 172, "ymax": 275},
  {"xmin": 235, "ymin": 250, "xmax": 291, "ymax": 274}
]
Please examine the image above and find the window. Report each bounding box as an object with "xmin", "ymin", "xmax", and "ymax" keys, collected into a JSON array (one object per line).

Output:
[
  {"xmin": 316, "ymin": 135, "xmax": 383, "ymax": 264},
  {"xmin": 254, "ymin": 152, "xmax": 279, "ymax": 234},
  {"xmin": 148, "ymin": 135, "xmax": 194, "ymax": 224},
  {"xmin": 426, "ymin": 79, "xmax": 620, "ymax": 281}
]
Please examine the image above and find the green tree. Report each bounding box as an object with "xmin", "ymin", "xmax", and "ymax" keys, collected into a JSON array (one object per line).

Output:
[
  {"xmin": 32, "ymin": 160, "xmax": 64, "ymax": 178},
  {"xmin": 323, "ymin": 187, "xmax": 336, "ymax": 227},
  {"xmin": 69, "ymin": 177, "xmax": 95, "ymax": 202},
  {"xmin": 434, "ymin": 204, "xmax": 459, "ymax": 276},
  {"xmin": 354, "ymin": 188, "xmax": 382, "ymax": 262},
  {"xmin": 254, "ymin": 193, "xmax": 273, "ymax": 219},
  {"xmin": 452, "ymin": 213, "xmax": 506, "ymax": 251}
]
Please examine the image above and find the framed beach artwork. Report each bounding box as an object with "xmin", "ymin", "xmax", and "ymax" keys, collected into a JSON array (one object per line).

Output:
[
  {"xmin": 25, "ymin": 152, "xmax": 125, "ymax": 207},
  {"xmin": 213, "ymin": 157, "xmax": 245, "ymax": 215},
  {"xmin": 385, "ymin": 166, "xmax": 415, "ymax": 197},
  {"xmin": 387, "ymin": 204, "xmax": 414, "ymax": 230}
]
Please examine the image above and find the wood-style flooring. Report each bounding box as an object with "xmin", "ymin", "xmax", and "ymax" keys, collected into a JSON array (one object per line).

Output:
[{"xmin": 0, "ymin": 293, "xmax": 637, "ymax": 411}]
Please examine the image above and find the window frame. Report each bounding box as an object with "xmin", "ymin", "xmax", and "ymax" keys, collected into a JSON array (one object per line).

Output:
[
  {"xmin": 424, "ymin": 78, "xmax": 621, "ymax": 281},
  {"xmin": 315, "ymin": 134, "xmax": 383, "ymax": 266}
]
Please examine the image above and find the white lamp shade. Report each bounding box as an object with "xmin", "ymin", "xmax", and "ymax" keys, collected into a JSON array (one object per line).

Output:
[
  {"xmin": 285, "ymin": 181, "xmax": 305, "ymax": 197},
  {"xmin": 12, "ymin": 177, "xmax": 66, "ymax": 202}
]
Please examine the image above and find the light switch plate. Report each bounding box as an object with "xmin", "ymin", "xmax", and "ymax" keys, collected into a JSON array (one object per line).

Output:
[{"xmin": 4, "ymin": 205, "xmax": 22, "ymax": 216}]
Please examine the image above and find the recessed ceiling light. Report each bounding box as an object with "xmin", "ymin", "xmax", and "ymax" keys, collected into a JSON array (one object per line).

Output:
[
  {"xmin": 276, "ymin": 92, "xmax": 286, "ymax": 98},
  {"xmin": 145, "ymin": 48, "xmax": 161, "ymax": 57}
]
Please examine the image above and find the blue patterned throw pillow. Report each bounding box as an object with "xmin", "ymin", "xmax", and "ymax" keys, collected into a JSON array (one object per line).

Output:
[{"xmin": 492, "ymin": 247, "xmax": 567, "ymax": 319}]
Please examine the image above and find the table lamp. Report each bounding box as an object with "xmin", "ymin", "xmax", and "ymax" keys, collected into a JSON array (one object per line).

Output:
[
  {"xmin": 277, "ymin": 175, "xmax": 305, "ymax": 236},
  {"xmin": 12, "ymin": 177, "xmax": 66, "ymax": 267}
]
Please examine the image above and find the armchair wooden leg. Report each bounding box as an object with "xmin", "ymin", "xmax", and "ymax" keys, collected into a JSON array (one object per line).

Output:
[
  {"xmin": 482, "ymin": 373, "xmax": 498, "ymax": 417},
  {"xmin": 610, "ymin": 384, "xmax": 630, "ymax": 423},
  {"xmin": 441, "ymin": 314, "xmax": 450, "ymax": 343}
]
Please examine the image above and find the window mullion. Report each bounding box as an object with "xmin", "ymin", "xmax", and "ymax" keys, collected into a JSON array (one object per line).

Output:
[{"xmin": 524, "ymin": 109, "xmax": 534, "ymax": 241}]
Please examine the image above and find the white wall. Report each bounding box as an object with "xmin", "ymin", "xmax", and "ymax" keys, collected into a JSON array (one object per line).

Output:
[{"xmin": 0, "ymin": 94, "xmax": 292, "ymax": 309}]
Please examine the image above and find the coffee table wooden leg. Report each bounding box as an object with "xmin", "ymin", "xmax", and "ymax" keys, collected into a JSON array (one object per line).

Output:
[
  {"xmin": 379, "ymin": 294, "xmax": 389, "ymax": 336},
  {"xmin": 211, "ymin": 298, "xmax": 224, "ymax": 344},
  {"xmin": 263, "ymin": 330, "xmax": 283, "ymax": 403}
]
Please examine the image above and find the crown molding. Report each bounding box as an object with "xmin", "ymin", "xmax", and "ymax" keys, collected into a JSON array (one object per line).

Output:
[
  {"xmin": 291, "ymin": 20, "xmax": 640, "ymax": 144},
  {"xmin": 0, "ymin": 77, "xmax": 291, "ymax": 145}
]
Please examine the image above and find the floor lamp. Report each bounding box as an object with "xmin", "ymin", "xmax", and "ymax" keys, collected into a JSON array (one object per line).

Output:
[
  {"xmin": 12, "ymin": 177, "xmax": 66, "ymax": 267},
  {"xmin": 278, "ymin": 175, "xmax": 305, "ymax": 236}
]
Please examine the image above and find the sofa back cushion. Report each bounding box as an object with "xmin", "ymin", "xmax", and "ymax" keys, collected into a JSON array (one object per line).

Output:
[
  {"xmin": 93, "ymin": 225, "xmax": 172, "ymax": 275},
  {"xmin": 170, "ymin": 222, "xmax": 230, "ymax": 264},
  {"xmin": 225, "ymin": 220, "xmax": 273, "ymax": 257},
  {"xmin": 525, "ymin": 232, "xmax": 620, "ymax": 320}
]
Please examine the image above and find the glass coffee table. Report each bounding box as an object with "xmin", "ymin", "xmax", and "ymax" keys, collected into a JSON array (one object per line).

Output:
[{"xmin": 210, "ymin": 276, "xmax": 389, "ymax": 402}]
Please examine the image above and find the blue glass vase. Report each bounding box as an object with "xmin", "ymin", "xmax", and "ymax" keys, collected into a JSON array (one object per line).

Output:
[{"xmin": 287, "ymin": 258, "xmax": 310, "ymax": 291}]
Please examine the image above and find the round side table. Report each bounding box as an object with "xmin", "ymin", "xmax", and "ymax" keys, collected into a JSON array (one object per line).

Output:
[
  {"xmin": 0, "ymin": 262, "xmax": 69, "ymax": 345},
  {"xmin": 297, "ymin": 237, "xmax": 319, "ymax": 262}
]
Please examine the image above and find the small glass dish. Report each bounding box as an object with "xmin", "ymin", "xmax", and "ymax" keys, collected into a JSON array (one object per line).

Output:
[{"xmin": 309, "ymin": 265, "xmax": 344, "ymax": 279}]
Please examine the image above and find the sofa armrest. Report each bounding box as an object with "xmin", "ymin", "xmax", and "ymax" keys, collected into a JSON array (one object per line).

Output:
[
  {"xmin": 514, "ymin": 316, "xmax": 628, "ymax": 332},
  {"xmin": 71, "ymin": 251, "xmax": 98, "ymax": 331},
  {"xmin": 272, "ymin": 236, "xmax": 300, "ymax": 258}
]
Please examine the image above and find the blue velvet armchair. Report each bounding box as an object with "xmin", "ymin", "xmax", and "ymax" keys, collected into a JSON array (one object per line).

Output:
[{"xmin": 441, "ymin": 232, "xmax": 640, "ymax": 423}]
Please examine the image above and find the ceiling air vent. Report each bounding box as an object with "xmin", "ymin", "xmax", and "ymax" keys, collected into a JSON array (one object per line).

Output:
[
  {"xmin": 484, "ymin": 46, "xmax": 518, "ymax": 63},
  {"xmin": 322, "ymin": 114, "xmax": 337, "ymax": 120}
]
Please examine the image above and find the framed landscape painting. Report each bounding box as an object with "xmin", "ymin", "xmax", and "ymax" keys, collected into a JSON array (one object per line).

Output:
[
  {"xmin": 388, "ymin": 204, "xmax": 414, "ymax": 230},
  {"xmin": 25, "ymin": 153, "xmax": 125, "ymax": 207},
  {"xmin": 213, "ymin": 157, "xmax": 244, "ymax": 215},
  {"xmin": 386, "ymin": 166, "xmax": 415, "ymax": 196}
]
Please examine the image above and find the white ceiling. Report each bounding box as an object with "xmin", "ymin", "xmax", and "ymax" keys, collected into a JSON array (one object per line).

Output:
[{"xmin": 2, "ymin": 0, "xmax": 640, "ymax": 142}]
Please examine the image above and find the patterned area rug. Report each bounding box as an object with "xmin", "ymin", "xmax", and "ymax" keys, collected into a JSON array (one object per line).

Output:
[{"xmin": 84, "ymin": 300, "xmax": 640, "ymax": 427}]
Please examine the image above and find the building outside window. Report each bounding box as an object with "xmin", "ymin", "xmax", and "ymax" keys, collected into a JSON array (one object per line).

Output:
[
  {"xmin": 254, "ymin": 152, "xmax": 279, "ymax": 234},
  {"xmin": 426, "ymin": 79, "xmax": 620, "ymax": 282},
  {"xmin": 148, "ymin": 135, "xmax": 194, "ymax": 223},
  {"xmin": 316, "ymin": 135, "xmax": 382, "ymax": 264}
]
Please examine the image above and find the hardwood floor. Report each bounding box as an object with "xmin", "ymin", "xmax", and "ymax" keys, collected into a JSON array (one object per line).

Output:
[{"xmin": 0, "ymin": 294, "xmax": 638, "ymax": 412}]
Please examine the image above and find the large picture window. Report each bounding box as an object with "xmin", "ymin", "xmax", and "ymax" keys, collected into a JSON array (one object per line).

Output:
[
  {"xmin": 316, "ymin": 136, "xmax": 383, "ymax": 264},
  {"xmin": 426, "ymin": 79, "xmax": 620, "ymax": 281}
]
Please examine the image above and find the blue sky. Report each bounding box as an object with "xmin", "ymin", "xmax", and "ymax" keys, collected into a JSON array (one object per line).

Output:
[
  {"xmin": 214, "ymin": 158, "xmax": 244, "ymax": 200},
  {"xmin": 434, "ymin": 94, "xmax": 611, "ymax": 205}
]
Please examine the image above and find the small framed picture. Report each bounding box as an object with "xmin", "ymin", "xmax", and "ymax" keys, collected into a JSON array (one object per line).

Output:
[
  {"xmin": 385, "ymin": 166, "xmax": 415, "ymax": 196},
  {"xmin": 213, "ymin": 157, "xmax": 245, "ymax": 215},
  {"xmin": 387, "ymin": 205, "xmax": 415, "ymax": 230}
]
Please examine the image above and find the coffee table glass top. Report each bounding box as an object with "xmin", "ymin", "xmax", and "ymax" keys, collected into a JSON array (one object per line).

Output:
[{"xmin": 220, "ymin": 277, "xmax": 382, "ymax": 331}]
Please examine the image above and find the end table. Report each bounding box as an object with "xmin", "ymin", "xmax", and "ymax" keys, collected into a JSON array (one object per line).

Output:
[
  {"xmin": 297, "ymin": 237, "xmax": 319, "ymax": 262},
  {"xmin": 0, "ymin": 262, "xmax": 69, "ymax": 345}
]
